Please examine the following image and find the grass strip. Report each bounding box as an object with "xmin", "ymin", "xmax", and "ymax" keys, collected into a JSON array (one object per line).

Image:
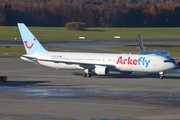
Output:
[{"xmin": 1, "ymin": 26, "xmax": 180, "ymax": 40}]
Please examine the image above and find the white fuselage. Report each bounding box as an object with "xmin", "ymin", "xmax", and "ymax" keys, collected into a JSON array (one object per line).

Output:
[{"xmin": 21, "ymin": 52, "xmax": 175, "ymax": 73}]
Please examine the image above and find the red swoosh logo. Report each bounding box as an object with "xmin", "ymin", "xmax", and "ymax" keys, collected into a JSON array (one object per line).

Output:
[{"xmin": 24, "ymin": 41, "xmax": 34, "ymax": 49}]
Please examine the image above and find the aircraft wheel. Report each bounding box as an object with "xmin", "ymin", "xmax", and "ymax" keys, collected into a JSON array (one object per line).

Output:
[
  {"xmin": 159, "ymin": 72, "xmax": 164, "ymax": 80},
  {"xmin": 87, "ymin": 73, "xmax": 92, "ymax": 77},
  {"xmin": 82, "ymin": 73, "xmax": 87, "ymax": 77},
  {"xmin": 160, "ymin": 76, "xmax": 164, "ymax": 79}
]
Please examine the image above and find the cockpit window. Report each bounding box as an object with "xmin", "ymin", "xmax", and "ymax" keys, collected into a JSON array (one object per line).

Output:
[
  {"xmin": 164, "ymin": 60, "xmax": 171, "ymax": 62},
  {"xmin": 164, "ymin": 59, "xmax": 175, "ymax": 63}
]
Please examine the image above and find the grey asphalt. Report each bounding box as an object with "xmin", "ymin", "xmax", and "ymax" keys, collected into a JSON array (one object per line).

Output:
[
  {"xmin": 0, "ymin": 39, "xmax": 180, "ymax": 120},
  {"xmin": 0, "ymin": 57, "xmax": 180, "ymax": 120}
]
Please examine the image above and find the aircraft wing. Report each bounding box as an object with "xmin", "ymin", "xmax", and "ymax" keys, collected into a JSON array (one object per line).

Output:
[
  {"xmin": 21, "ymin": 55, "xmax": 116, "ymax": 69},
  {"xmin": 38, "ymin": 58, "xmax": 116, "ymax": 69}
]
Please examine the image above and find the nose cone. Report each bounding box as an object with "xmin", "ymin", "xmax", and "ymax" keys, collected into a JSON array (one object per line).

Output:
[
  {"xmin": 164, "ymin": 58, "xmax": 178, "ymax": 70},
  {"xmin": 171, "ymin": 58, "xmax": 179, "ymax": 68},
  {"xmin": 168, "ymin": 62, "xmax": 176, "ymax": 70}
]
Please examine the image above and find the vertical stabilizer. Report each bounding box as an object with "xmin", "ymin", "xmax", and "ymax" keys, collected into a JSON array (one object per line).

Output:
[
  {"xmin": 138, "ymin": 34, "xmax": 145, "ymax": 51},
  {"xmin": 17, "ymin": 23, "xmax": 48, "ymax": 54}
]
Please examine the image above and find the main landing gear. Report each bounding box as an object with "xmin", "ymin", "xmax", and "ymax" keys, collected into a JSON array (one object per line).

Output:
[
  {"xmin": 159, "ymin": 72, "xmax": 164, "ymax": 79},
  {"xmin": 82, "ymin": 69, "xmax": 92, "ymax": 77}
]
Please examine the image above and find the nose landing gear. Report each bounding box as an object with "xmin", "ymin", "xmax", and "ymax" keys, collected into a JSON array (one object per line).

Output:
[{"xmin": 159, "ymin": 72, "xmax": 164, "ymax": 79}]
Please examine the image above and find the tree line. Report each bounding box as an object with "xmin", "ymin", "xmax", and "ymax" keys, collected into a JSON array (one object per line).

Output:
[{"xmin": 0, "ymin": 0, "xmax": 180, "ymax": 27}]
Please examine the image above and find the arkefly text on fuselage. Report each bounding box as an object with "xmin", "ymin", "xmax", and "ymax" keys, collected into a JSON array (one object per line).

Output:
[{"xmin": 116, "ymin": 56, "xmax": 150, "ymax": 68}]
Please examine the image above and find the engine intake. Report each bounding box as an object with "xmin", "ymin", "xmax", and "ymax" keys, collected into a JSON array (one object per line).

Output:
[{"xmin": 94, "ymin": 65, "xmax": 108, "ymax": 75}]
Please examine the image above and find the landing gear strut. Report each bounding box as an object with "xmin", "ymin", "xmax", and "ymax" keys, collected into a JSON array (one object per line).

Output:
[
  {"xmin": 159, "ymin": 72, "xmax": 164, "ymax": 79},
  {"xmin": 82, "ymin": 69, "xmax": 92, "ymax": 77}
]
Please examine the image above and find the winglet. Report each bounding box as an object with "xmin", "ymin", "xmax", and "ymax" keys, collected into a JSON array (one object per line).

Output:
[
  {"xmin": 138, "ymin": 34, "xmax": 145, "ymax": 51},
  {"xmin": 17, "ymin": 23, "xmax": 48, "ymax": 54}
]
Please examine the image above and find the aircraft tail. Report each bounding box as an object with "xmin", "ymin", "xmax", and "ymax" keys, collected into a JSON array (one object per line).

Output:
[
  {"xmin": 138, "ymin": 34, "xmax": 145, "ymax": 51},
  {"xmin": 17, "ymin": 23, "xmax": 48, "ymax": 54}
]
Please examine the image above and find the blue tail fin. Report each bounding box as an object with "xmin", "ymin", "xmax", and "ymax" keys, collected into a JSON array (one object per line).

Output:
[{"xmin": 17, "ymin": 23, "xmax": 48, "ymax": 54}]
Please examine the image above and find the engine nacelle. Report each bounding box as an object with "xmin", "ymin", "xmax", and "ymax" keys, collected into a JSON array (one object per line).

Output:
[{"xmin": 94, "ymin": 65, "xmax": 108, "ymax": 75}]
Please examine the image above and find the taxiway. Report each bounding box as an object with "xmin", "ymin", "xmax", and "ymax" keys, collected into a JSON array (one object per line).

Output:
[
  {"xmin": 0, "ymin": 57, "xmax": 180, "ymax": 120},
  {"xmin": 0, "ymin": 39, "xmax": 180, "ymax": 120}
]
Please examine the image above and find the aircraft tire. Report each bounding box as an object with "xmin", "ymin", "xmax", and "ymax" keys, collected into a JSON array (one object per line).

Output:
[
  {"xmin": 82, "ymin": 73, "xmax": 87, "ymax": 77},
  {"xmin": 87, "ymin": 73, "xmax": 92, "ymax": 77}
]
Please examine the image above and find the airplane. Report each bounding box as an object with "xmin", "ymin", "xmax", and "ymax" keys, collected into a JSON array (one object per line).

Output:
[
  {"xmin": 17, "ymin": 23, "xmax": 176, "ymax": 79},
  {"xmin": 138, "ymin": 34, "xmax": 179, "ymax": 66}
]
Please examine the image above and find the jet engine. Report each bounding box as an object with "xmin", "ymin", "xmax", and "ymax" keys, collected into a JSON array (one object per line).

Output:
[{"xmin": 94, "ymin": 65, "xmax": 108, "ymax": 75}]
